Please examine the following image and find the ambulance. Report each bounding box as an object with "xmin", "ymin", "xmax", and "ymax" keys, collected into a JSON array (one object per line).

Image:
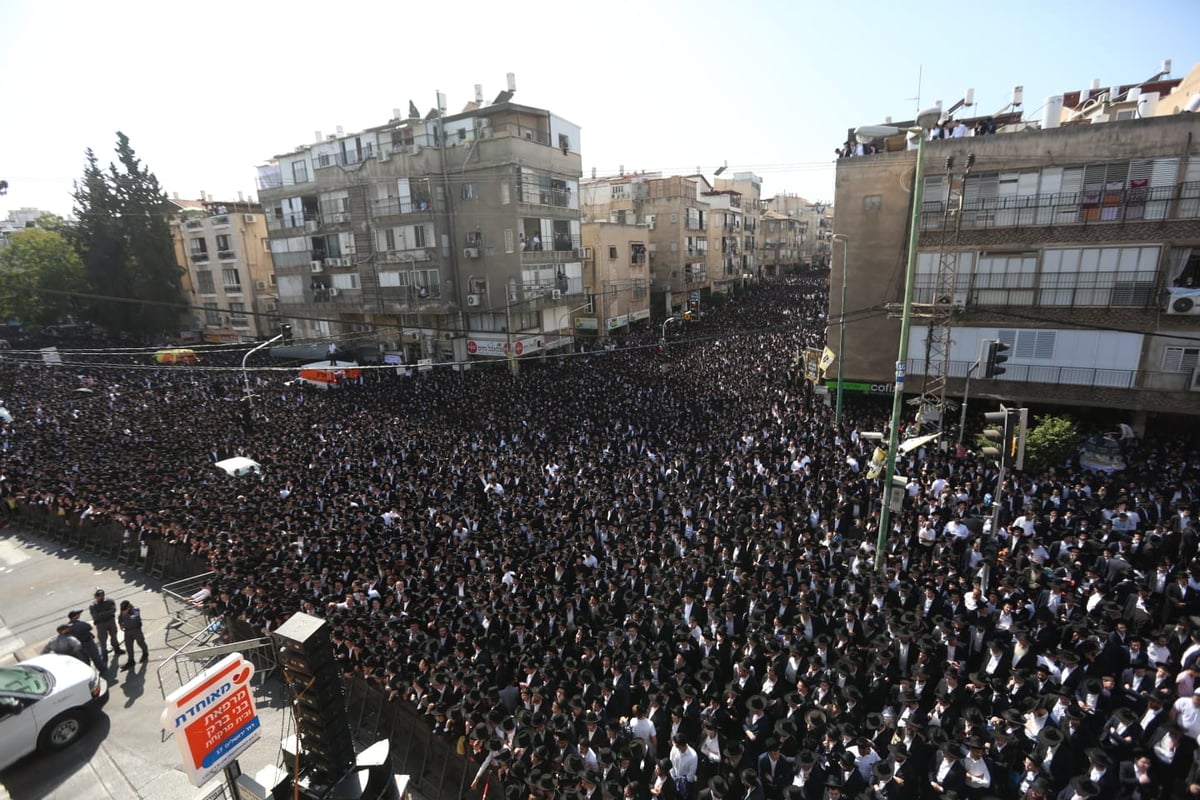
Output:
[{"xmin": 295, "ymin": 360, "xmax": 361, "ymax": 389}]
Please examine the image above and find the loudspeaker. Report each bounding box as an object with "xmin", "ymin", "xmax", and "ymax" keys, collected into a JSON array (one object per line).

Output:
[{"xmin": 272, "ymin": 613, "xmax": 356, "ymax": 780}]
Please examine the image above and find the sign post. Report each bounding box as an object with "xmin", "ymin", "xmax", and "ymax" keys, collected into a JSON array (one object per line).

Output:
[{"xmin": 161, "ymin": 652, "xmax": 262, "ymax": 790}]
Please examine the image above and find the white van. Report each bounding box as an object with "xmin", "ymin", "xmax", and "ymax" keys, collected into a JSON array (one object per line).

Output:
[{"xmin": 0, "ymin": 654, "xmax": 109, "ymax": 770}]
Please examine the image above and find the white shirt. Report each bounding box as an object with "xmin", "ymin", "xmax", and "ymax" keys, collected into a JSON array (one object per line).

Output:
[{"xmin": 670, "ymin": 745, "xmax": 698, "ymax": 781}]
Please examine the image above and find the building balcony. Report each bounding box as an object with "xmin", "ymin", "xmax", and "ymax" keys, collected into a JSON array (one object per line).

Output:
[
  {"xmin": 189, "ymin": 252, "xmax": 210, "ymax": 264},
  {"xmin": 921, "ymin": 182, "xmax": 1200, "ymax": 231},
  {"xmin": 371, "ymin": 199, "xmax": 434, "ymax": 218},
  {"xmin": 212, "ymin": 215, "xmax": 231, "ymax": 227},
  {"xmin": 218, "ymin": 250, "xmax": 236, "ymax": 261}
]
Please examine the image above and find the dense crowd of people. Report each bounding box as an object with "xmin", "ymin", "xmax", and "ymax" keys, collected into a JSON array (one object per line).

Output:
[{"xmin": 2, "ymin": 268, "xmax": 1199, "ymax": 800}]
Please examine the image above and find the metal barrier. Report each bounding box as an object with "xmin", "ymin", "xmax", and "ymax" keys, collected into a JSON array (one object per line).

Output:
[{"xmin": 162, "ymin": 571, "xmax": 218, "ymax": 647}]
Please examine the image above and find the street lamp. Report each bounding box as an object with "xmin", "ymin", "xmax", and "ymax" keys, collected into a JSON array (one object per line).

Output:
[
  {"xmin": 856, "ymin": 106, "xmax": 942, "ymax": 574},
  {"xmin": 830, "ymin": 234, "xmax": 849, "ymax": 426}
]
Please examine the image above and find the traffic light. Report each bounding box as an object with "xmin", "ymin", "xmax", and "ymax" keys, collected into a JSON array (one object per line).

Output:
[
  {"xmin": 980, "ymin": 406, "xmax": 1010, "ymax": 466},
  {"xmin": 1008, "ymin": 407, "xmax": 1028, "ymax": 470},
  {"xmin": 982, "ymin": 339, "xmax": 1010, "ymax": 379},
  {"xmin": 657, "ymin": 337, "xmax": 666, "ymax": 354},
  {"xmin": 689, "ymin": 299, "xmax": 699, "ymax": 313},
  {"xmin": 280, "ymin": 323, "xmax": 293, "ymax": 343}
]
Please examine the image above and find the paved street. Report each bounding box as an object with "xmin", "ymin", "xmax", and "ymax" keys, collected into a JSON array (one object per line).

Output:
[{"xmin": 0, "ymin": 528, "xmax": 292, "ymax": 800}]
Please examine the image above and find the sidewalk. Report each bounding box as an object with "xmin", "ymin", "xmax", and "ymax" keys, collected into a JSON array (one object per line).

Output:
[{"xmin": 0, "ymin": 529, "xmax": 291, "ymax": 800}]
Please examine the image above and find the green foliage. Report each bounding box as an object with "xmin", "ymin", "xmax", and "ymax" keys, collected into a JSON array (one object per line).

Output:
[
  {"xmin": 1023, "ymin": 414, "xmax": 1080, "ymax": 472},
  {"xmin": 0, "ymin": 228, "xmax": 89, "ymax": 325},
  {"xmin": 71, "ymin": 133, "xmax": 185, "ymax": 336}
]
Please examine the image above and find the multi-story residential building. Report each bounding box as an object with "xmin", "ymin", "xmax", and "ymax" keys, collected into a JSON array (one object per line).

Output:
[
  {"xmin": 169, "ymin": 197, "xmax": 275, "ymax": 341},
  {"xmin": 578, "ymin": 221, "xmax": 651, "ymax": 339},
  {"xmin": 715, "ymin": 173, "xmax": 762, "ymax": 283},
  {"xmin": 255, "ymin": 88, "xmax": 582, "ymax": 368},
  {"xmin": 0, "ymin": 207, "xmax": 56, "ymax": 247},
  {"xmin": 703, "ymin": 188, "xmax": 743, "ymax": 294},
  {"xmin": 759, "ymin": 211, "xmax": 805, "ymax": 277},
  {"xmin": 581, "ymin": 172, "xmax": 717, "ymax": 314},
  {"xmin": 762, "ymin": 194, "xmax": 833, "ymax": 267},
  {"xmin": 833, "ymin": 93, "xmax": 1200, "ymax": 423}
]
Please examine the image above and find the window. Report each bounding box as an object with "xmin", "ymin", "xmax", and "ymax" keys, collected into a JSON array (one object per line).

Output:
[
  {"xmin": 229, "ymin": 303, "xmax": 247, "ymax": 328},
  {"xmin": 204, "ymin": 303, "xmax": 220, "ymax": 326},
  {"xmin": 1162, "ymin": 346, "xmax": 1199, "ymax": 373},
  {"xmin": 291, "ymin": 160, "xmax": 308, "ymax": 184},
  {"xmin": 462, "ymin": 183, "xmax": 477, "ymax": 200},
  {"xmin": 609, "ymin": 246, "xmax": 618, "ymax": 260},
  {"xmin": 331, "ymin": 273, "xmax": 359, "ymax": 291},
  {"xmin": 611, "ymin": 184, "xmax": 627, "ymax": 199},
  {"xmin": 504, "ymin": 228, "xmax": 515, "ymax": 254},
  {"xmin": 998, "ymin": 329, "xmax": 1057, "ymax": 361},
  {"xmin": 216, "ymin": 234, "xmax": 231, "ymax": 251},
  {"xmin": 222, "ymin": 268, "xmax": 242, "ymax": 291},
  {"xmin": 558, "ymin": 133, "xmax": 571, "ymax": 152},
  {"xmin": 189, "ymin": 238, "xmax": 208, "ymax": 259},
  {"xmin": 500, "ymin": 182, "xmax": 510, "ymax": 205},
  {"xmin": 412, "ymin": 224, "xmax": 428, "ymax": 249},
  {"xmin": 196, "ymin": 271, "xmax": 215, "ymax": 294},
  {"xmin": 1040, "ymin": 245, "xmax": 1159, "ymax": 306}
]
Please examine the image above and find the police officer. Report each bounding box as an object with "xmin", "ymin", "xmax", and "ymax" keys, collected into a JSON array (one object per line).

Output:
[
  {"xmin": 118, "ymin": 600, "xmax": 149, "ymax": 670},
  {"xmin": 66, "ymin": 609, "xmax": 103, "ymax": 667},
  {"xmin": 89, "ymin": 588, "xmax": 121, "ymax": 660},
  {"xmin": 42, "ymin": 623, "xmax": 85, "ymax": 661}
]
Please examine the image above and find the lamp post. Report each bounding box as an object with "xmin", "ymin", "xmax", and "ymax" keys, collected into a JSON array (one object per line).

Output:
[
  {"xmin": 830, "ymin": 234, "xmax": 849, "ymax": 426},
  {"xmin": 857, "ymin": 107, "xmax": 942, "ymax": 574},
  {"xmin": 241, "ymin": 333, "xmax": 284, "ymax": 412}
]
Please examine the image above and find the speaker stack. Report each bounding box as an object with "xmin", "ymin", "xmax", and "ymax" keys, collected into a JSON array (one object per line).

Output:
[{"xmin": 272, "ymin": 612, "xmax": 357, "ymax": 788}]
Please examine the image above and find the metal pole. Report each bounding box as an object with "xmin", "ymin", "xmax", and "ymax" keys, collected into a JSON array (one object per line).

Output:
[
  {"xmin": 875, "ymin": 132, "xmax": 927, "ymax": 575},
  {"xmin": 957, "ymin": 360, "xmax": 979, "ymax": 446},
  {"xmin": 242, "ymin": 333, "xmax": 283, "ymax": 412},
  {"xmin": 831, "ymin": 234, "xmax": 849, "ymax": 425},
  {"xmin": 506, "ymin": 299, "xmax": 516, "ymax": 376}
]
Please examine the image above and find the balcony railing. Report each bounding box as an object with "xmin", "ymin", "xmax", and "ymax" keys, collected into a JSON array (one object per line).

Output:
[
  {"xmin": 921, "ymin": 182, "xmax": 1200, "ymax": 231},
  {"xmin": 516, "ymin": 187, "xmax": 573, "ymax": 209},
  {"xmin": 372, "ymin": 198, "xmax": 433, "ymax": 217},
  {"xmin": 212, "ymin": 215, "xmax": 230, "ymax": 227},
  {"xmin": 217, "ymin": 250, "xmax": 236, "ymax": 261},
  {"xmin": 313, "ymin": 144, "xmax": 376, "ymax": 169},
  {"xmin": 914, "ymin": 270, "xmax": 1158, "ymax": 308},
  {"xmin": 521, "ymin": 234, "xmax": 582, "ymax": 261},
  {"xmin": 189, "ymin": 252, "xmax": 209, "ymax": 263},
  {"xmin": 904, "ymin": 357, "xmax": 1197, "ymax": 392}
]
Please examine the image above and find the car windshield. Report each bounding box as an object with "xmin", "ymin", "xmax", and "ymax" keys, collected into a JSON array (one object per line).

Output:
[{"xmin": 0, "ymin": 666, "xmax": 52, "ymax": 696}]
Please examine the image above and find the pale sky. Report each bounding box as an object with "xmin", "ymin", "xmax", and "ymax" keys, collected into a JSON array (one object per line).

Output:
[{"xmin": 2, "ymin": 0, "xmax": 1197, "ymax": 219}]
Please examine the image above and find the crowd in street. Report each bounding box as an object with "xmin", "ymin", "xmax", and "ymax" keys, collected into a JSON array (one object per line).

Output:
[{"xmin": 2, "ymin": 267, "xmax": 1200, "ymax": 800}]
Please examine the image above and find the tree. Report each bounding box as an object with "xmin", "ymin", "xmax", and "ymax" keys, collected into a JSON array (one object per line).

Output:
[
  {"xmin": 1022, "ymin": 414, "xmax": 1080, "ymax": 473},
  {"xmin": 72, "ymin": 133, "xmax": 185, "ymax": 336},
  {"xmin": 0, "ymin": 228, "xmax": 90, "ymax": 325}
]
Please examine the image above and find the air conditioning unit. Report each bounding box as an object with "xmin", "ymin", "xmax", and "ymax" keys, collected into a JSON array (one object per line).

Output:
[
  {"xmin": 243, "ymin": 214, "xmax": 256, "ymax": 223},
  {"xmin": 1165, "ymin": 288, "xmax": 1200, "ymax": 315},
  {"xmin": 466, "ymin": 294, "xmax": 483, "ymax": 307},
  {"xmin": 333, "ymin": 212, "xmax": 348, "ymax": 223},
  {"xmin": 551, "ymin": 289, "xmax": 562, "ymax": 300},
  {"xmin": 327, "ymin": 288, "xmax": 340, "ymax": 297},
  {"xmin": 463, "ymin": 247, "xmax": 480, "ymax": 258},
  {"xmin": 311, "ymin": 261, "xmax": 323, "ymax": 273},
  {"xmin": 255, "ymin": 281, "xmax": 266, "ymax": 290},
  {"xmin": 647, "ymin": 216, "xmax": 656, "ymax": 230}
]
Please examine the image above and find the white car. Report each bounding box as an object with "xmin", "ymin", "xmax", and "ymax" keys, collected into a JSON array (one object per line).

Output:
[{"xmin": 0, "ymin": 654, "xmax": 109, "ymax": 771}]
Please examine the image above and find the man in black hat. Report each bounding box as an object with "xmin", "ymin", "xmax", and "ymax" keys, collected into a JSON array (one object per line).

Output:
[
  {"xmin": 755, "ymin": 739, "xmax": 792, "ymax": 800},
  {"xmin": 791, "ymin": 750, "xmax": 826, "ymax": 800},
  {"xmin": 927, "ymin": 743, "xmax": 967, "ymax": 797}
]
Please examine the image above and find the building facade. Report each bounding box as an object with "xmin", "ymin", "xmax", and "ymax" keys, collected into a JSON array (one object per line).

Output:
[
  {"xmin": 578, "ymin": 222, "xmax": 651, "ymax": 339},
  {"xmin": 833, "ymin": 111, "xmax": 1200, "ymax": 421},
  {"xmin": 255, "ymin": 93, "xmax": 582, "ymax": 368},
  {"xmin": 714, "ymin": 172, "xmax": 762, "ymax": 283},
  {"xmin": 169, "ymin": 198, "xmax": 275, "ymax": 341}
]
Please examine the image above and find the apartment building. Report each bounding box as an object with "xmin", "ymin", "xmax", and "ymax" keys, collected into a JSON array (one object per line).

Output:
[
  {"xmin": 255, "ymin": 88, "xmax": 582, "ymax": 367},
  {"xmin": 714, "ymin": 173, "xmax": 762, "ymax": 283},
  {"xmin": 581, "ymin": 172, "xmax": 723, "ymax": 314},
  {"xmin": 578, "ymin": 222, "xmax": 651, "ymax": 339},
  {"xmin": 833, "ymin": 105, "xmax": 1200, "ymax": 422},
  {"xmin": 169, "ymin": 197, "xmax": 275, "ymax": 341},
  {"xmin": 759, "ymin": 211, "xmax": 805, "ymax": 277},
  {"xmin": 761, "ymin": 194, "xmax": 833, "ymax": 269}
]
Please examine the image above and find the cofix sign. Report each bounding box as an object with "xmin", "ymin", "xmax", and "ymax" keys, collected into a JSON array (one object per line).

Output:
[{"xmin": 161, "ymin": 653, "xmax": 261, "ymax": 787}]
